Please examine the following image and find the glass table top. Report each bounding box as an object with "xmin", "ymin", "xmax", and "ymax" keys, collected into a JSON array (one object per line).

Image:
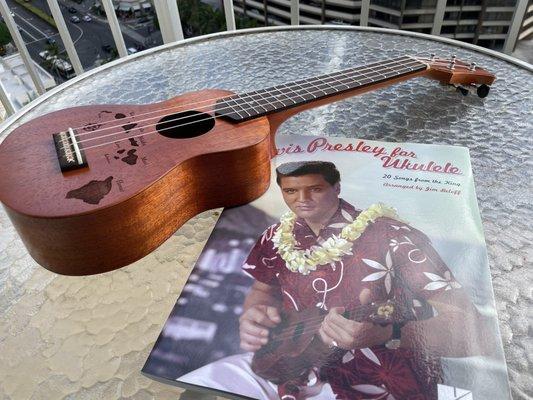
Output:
[{"xmin": 0, "ymin": 27, "xmax": 531, "ymax": 399}]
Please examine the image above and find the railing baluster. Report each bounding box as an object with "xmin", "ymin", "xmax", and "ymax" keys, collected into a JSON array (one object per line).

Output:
[
  {"xmin": 503, "ymin": 0, "xmax": 529, "ymax": 54},
  {"xmin": 46, "ymin": 0, "xmax": 84, "ymax": 75},
  {"xmin": 431, "ymin": 0, "xmax": 447, "ymax": 35},
  {"xmin": 290, "ymin": 0, "xmax": 299, "ymax": 25},
  {"xmin": 223, "ymin": 0, "xmax": 236, "ymax": 31},
  {"xmin": 101, "ymin": 0, "xmax": 128, "ymax": 57},
  {"xmin": 0, "ymin": 0, "xmax": 46, "ymax": 95},
  {"xmin": 360, "ymin": 0, "xmax": 370, "ymax": 26},
  {"xmin": 0, "ymin": 79, "xmax": 15, "ymax": 117},
  {"xmin": 153, "ymin": 0, "xmax": 184, "ymax": 43}
]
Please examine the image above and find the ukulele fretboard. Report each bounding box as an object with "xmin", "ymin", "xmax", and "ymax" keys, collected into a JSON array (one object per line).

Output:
[{"xmin": 215, "ymin": 56, "xmax": 427, "ymax": 123}]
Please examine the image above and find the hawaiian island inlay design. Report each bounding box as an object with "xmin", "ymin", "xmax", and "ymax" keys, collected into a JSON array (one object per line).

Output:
[{"xmin": 66, "ymin": 176, "xmax": 114, "ymax": 204}]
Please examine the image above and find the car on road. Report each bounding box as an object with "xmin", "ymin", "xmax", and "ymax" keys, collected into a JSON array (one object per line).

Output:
[
  {"xmin": 82, "ymin": 15, "xmax": 92, "ymax": 22},
  {"xmin": 127, "ymin": 47, "xmax": 138, "ymax": 55},
  {"xmin": 38, "ymin": 50, "xmax": 54, "ymax": 61},
  {"xmin": 68, "ymin": 7, "xmax": 77, "ymax": 13},
  {"xmin": 45, "ymin": 37, "xmax": 56, "ymax": 45},
  {"xmin": 70, "ymin": 16, "xmax": 80, "ymax": 23},
  {"xmin": 52, "ymin": 58, "xmax": 75, "ymax": 79}
]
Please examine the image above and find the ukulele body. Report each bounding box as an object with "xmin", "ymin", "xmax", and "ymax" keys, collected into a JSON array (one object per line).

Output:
[
  {"xmin": 251, "ymin": 307, "xmax": 328, "ymax": 383},
  {"xmin": 0, "ymin": 89, "xmax": 272, "ymax": 275}
]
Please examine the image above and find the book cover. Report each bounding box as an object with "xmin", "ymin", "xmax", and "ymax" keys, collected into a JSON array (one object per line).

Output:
[{"xmin": 142, "ymin": 134, "xmax": 510, "ymax": 400}]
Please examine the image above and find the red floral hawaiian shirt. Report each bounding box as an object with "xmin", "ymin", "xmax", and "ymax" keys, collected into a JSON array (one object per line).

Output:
[{"xmin": 243, "ymin": 199, "xmax": 461, "ymax": 400}]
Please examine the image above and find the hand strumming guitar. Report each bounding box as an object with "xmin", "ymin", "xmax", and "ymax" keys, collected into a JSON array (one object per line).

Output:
[{"xmin": 318, "ymin": 307, "xmax": 392, "ymax": 350}]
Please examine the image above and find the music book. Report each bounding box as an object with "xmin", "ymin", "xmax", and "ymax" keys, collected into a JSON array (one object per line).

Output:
[{"xmin": 142, "ymin": 134, "xmax": 511, "ymax": 400}]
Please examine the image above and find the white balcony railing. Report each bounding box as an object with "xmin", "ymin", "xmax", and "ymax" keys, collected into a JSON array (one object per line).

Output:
[{"xmin": 0, "ymin": 0, "xmax": 529, "ymax": 117}]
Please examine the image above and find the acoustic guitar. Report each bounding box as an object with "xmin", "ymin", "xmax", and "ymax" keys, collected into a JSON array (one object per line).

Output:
[{"xmin": 0, "ymin": 55, "xmax": 495, "ymax": 275}]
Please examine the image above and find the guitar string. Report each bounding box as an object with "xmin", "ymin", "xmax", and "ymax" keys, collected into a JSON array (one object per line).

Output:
[
  {"xmin": 74, "ymin": 59, "xmax": 422, "ymax": 146},
  {"xmin": 257, "ymin": 295, "xmax": 429, "ymax": 346},
  {"xmin": 67, "ymin": 55, "xmax": 418, "ymax": 135},
  {"xmin": 57, "ymin": 58, "xmax": 420, "ymax": 156},
  {"xmin": 247, "ymin": 309, "xmax": 396, "ymax": 346},
  {"xmin": 64, "ymin": 55, "xmax": 465, "ymax": 136},
  {"xmin": 77, "ymin": 62, "xmax": 424, "ymax": 152},
  {"xmin": 251, "ymin": 282, "xmax": 423, "ymax": 345},
  {"xmin": 74, "ymin": 62, "xmax": 426, "ymax": 151},
  {"xmin": 250, "ymin": 300, "xmax": 411, "ymax": 345},
  {"xmin": 68, "ymin": 56, "xmax": 467, "ymax": 136},
  {"xmin": 66, "ymin": 55, "xmax": 422, "ymax": 150},
  {"xmin": 249, "ymin": 308, "xmax": 378, "ymax": 345},
  {"xmin": 78, "ymin": 66, "xmax": 421, "ymax": 152}
]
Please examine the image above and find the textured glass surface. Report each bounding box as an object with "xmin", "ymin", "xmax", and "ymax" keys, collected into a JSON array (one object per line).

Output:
[{"xmin": 0, "ymin": 28, "xmax": 531, "ymax": 399}]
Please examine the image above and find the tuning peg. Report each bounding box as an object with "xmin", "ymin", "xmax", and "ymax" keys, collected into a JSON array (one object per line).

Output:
[
  {"xmin": 452, "ymin": 83, "xmax": 491, "ymax": 98},
  {"xmin": 477, "ymin": 84, "xmax": 490, "ymax": 98},
  {"xmin": 430, "ymin": 53, "xmax": 436, "ymax": 61},
  {"xmin": 469, "ymin": 62, "xmax": 477, "ymax": 71},
  {"xmin": 455, "ymin": 85, "xmax": 469, "ymax": 96},
  {"xmin": 448, "ymin": 55, "xmax": 456, "ymax": 70}
]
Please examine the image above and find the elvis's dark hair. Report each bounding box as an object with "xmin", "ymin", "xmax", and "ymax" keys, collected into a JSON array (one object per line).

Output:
[{"xmin": 275, "ymin": 161, "xmax": 341, "ymax": 186}]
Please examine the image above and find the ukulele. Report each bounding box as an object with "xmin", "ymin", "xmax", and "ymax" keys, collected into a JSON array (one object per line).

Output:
[
  {"xmin": 250, "ymin": 299, "xmax": 425, "ymax": 384},
  {"xmin": 0, "ymin": 55, "xmax": 495, "ymax": 275}
]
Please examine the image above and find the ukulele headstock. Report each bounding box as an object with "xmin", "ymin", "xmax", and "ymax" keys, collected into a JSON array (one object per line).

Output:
[{"xmin": 416, "ymin": 55, "xmax": 496, "ymax": 98}]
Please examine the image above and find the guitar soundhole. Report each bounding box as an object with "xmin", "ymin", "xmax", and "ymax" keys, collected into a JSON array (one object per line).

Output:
[{"xmin": 156, "ymin": 111, "xmax": 215, "ymax": 139}]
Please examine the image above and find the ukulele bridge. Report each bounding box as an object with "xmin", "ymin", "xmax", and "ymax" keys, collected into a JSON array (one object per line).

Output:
[{"xmin": 53, "ymin": 128, "xmax": 88, "ymax": 172}]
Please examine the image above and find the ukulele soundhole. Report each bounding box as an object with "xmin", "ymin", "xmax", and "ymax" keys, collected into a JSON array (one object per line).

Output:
[{"xmin": 156, "ymin": 111, "xmax": 215, "ymax": 139}]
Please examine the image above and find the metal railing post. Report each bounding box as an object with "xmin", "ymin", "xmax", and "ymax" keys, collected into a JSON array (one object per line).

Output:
[
  {"xmin": 0, "ymin": 80, "xmax": 15, "ymax": 117},
  {"xmin": 101, "ymin": 0, "xmax": 128, "ymax": 57},
  {"xmin": 503, "ymin": 0, "xmax": 529, "ymax": 54},
  {"xmin": 153, "ymin": 0, "xmax": 184, "ymax": 43},
  {"xmin": 223, "ymin": 0, "xmax": 236, "ymax": 31},
  {"xmin": 431, "ymin": 0, "xmax": 447, "ymax": 35},
  {"xmin": 46, "ymin": 0, "xmax": 84, "ymax": 75},
  {"xmin": 0, "ymin": 0, "xmax": 46, "ymax": 94},
  {"xmin": 360, "ymin": 0, "xmax": 370, "ymax": 26},
  {"xmin": 291, "ymin": 0, "xmax": 299, "ymax": 25}
]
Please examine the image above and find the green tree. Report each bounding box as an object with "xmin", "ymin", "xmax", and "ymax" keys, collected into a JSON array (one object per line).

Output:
[
  {"xmin": 0, "ymin": 22, "xmax": 11, "ymax": 55},
  {"xmin": 45, "ymin": 42, "xmax": 60, "ymax": 56},
  {"xmin": 177, "ymin": 0, "xmax": 259, "ymax": 37},
  {"xmin": 236, "ymin": 15, "xmax": 259, "ymax": 29}
]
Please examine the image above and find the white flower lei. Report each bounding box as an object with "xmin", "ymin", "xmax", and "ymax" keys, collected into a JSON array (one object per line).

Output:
[{"xmin": 272, "ymin": 203, "xmax": 399, "ymax": 275}]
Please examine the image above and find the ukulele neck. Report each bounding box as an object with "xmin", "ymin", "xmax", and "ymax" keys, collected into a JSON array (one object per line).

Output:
[{"xmin": 215, "ymin": 56, "xmax": 429, "ymax": 123}]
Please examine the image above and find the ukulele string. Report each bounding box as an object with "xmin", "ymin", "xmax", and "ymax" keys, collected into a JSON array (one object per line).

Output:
[
  {"xmin": 258, "ymin": 297, "xmax": 413, "ymax": 344},
  {"xmin": 255, "ymin": 308, "xmax": 373, "ymax": 345},
  {"xmin": 68, "ymin": 56, "xmax": 417, "ymax": 136},
  {"xmin": 416, "ymin": 57, "xmax": 481, "ymax": 69},
  {"xmin": 75, "ymin": 61, "xmax": 424, "ymax": 152},
  {"xmin": 69, "ymin": 57, "xmax": 420, "ymax": 147},
  {"xmin": 77, "ymin": 62, "xmax": 420, "ymax": 152},
  {"xmin": 263, "ymin": 296, "xmax": 422, "ymax": 345}
]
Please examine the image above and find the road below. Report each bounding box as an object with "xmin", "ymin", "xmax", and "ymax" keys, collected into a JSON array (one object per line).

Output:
[{"xmin": 6, "ymin": 0, "xmax": 157, "ymax": 82}]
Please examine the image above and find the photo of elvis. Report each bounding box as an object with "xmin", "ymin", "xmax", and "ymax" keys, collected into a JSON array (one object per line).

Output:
[{"xmin": 178, "ymin": 161, "xmax": 494, "ymax": 400}]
